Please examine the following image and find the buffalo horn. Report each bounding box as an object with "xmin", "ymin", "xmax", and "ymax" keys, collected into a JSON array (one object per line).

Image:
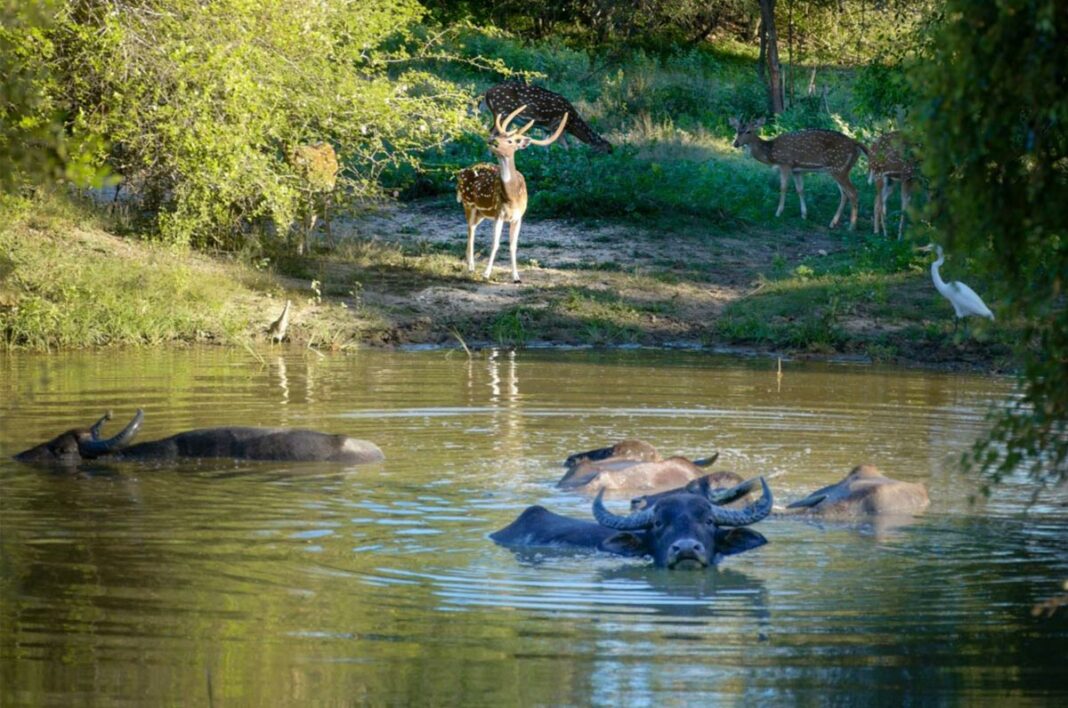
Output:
[
  {"xmin": 706, "ymin": 475, "xmax": 761, "ymax": 506},
  {"xmin": 593, "ymin": 488, "xmax": 654, "ymax": 530},
  {"xmin": 89, "ymin": 410, "xmax": 113, "ymax": 439},
  {"xmin": 79, "ymin": 408, "xmax": 144, "ymax": 457},
  {"xmin": 707, "ymin": 477, "xmax": 773, "ymax": 527},
  {"xmin": 693, "ymin": 451, "xmax": 720, "ymax": 468}
]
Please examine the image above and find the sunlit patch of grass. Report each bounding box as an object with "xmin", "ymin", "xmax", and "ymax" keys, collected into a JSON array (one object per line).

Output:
[{"xmin": 0, "ymin": 191, "xmax": 253, "ymax": 349}]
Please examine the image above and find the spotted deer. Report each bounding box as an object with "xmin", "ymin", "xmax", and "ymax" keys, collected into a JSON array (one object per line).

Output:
[
  {"xmin": 482, "ymin": 82, "xmax": 611, "ymax": 154},
  {"xmin": 730, "ymin": 117, "xmax": 868, "ymax": 230},
  {"xmin": 868, "ymin": 131, "xmax": 917, "ymax": 239},
  {"xmin": 456, "ymin": 105, "xmax": 568, "ymax": 283}
]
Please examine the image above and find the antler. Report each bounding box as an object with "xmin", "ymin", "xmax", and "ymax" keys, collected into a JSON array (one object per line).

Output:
[
  {"xmin": 495, "ymin": 104, "xmax": 528, "ymax": 135},
  {"xmin": 527, "ymin": 113, "xmax": 569, "ymax": 146}
]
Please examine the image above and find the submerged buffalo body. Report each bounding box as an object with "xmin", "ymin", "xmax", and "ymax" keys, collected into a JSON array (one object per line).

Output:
[
  {"xmin": 492, "ymin": 477, "xmax": 773, "ymax": 569},
  {"xmin": 558, "ymin": 439, "xmax": 721, "ymax": 495},
  {"xmin": 13, "ymin": 410, "xmax": 384, "ymax": 466},
  {"xmin": 786, "ymin": 465, "xmax": 929, "ymax": 516}
]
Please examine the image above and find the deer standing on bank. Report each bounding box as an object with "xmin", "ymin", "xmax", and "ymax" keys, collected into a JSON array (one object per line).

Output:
[
  {"xmin": 729, "ymin": 117, "xmax": 867, "ymax": 230},
  {"xmin": 868, "ymin": 131, "xmax": 917, "ymax": 239},
  {"xmin": 482, "ymin": 82, "xmax": 612, "ymax": 154},
  {"xmin": 456, "ymin": 105, "xmax": 568, "ymax": 283}
]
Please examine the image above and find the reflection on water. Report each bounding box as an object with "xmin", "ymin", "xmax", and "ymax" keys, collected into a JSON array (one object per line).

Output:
[{"xmin": 1, "ymin": 348, "xmax": 1066, "ymax": 704}]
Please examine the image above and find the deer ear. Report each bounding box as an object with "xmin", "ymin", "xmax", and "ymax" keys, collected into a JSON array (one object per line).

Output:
[
  {"xmin": 753, "ymin": 117, "xmax": 766, "ymax": 129},
  {"xmin": 517, "ymin": 136, "xmax": 532, "ymax": 149},
  {"xmin": 728, "ymin": 117, "xmax": 739, "ymax": 130}
]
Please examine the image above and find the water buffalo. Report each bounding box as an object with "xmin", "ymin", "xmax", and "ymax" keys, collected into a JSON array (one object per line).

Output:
[
  {"xmin": 558, "ymin": 439, "xmax": 720, "ymax": 495},
  {"xmin": 491, "ymin": 477, "xmax": 773, "ymax": 569},
  {"xmin": 785, "ymin": 465, "xmax": 929, "ymax": 515},
  {"xmin": 13, "ymin": 409, "xmax": 384, "ymax": 466}
]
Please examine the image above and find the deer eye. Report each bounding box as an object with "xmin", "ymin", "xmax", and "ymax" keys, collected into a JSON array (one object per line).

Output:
[{"xmin": 654, "ymin": 519, "xmax": 665, "ymax": 530}]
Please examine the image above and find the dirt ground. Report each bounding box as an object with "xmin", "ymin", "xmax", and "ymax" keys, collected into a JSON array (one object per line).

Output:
[{"xmin": 282, "ymin": 199, "xmax": 845, "ymax": 349}]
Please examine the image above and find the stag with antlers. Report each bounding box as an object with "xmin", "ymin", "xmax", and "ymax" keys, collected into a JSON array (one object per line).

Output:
[
  {"xmin": 456, "ymin": 105, "xmax": 568, "ymax": 283},
  {"xmin": 730, "ymin": 117, "xmax": 868, "ymax": 230}
]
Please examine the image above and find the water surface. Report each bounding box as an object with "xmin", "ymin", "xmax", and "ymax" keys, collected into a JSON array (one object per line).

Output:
[{"xmin": 1, "ymin": 349, "xmax": 1065, "ymax": 704}]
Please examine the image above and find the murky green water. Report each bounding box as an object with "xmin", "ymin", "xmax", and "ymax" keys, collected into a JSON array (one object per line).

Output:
[{"xmin": 1, "ymin": 349, "xmax": 1066, "ymax": 704}]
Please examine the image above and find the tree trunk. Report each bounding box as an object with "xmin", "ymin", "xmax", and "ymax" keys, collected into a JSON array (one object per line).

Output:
[{"xmin": 758, "ymin": 0, "xmax": 785, "ymax": 114}]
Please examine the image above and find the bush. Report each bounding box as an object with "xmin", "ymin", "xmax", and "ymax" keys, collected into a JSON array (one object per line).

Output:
[{"xmin": 47, "ymin": 0, "xmax": 474, "ymax": 250}]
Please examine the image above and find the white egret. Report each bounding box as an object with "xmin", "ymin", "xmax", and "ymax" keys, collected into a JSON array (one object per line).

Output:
[{"xmin": 926, "ymin": 245, "xmax": 994, "ymax": 331}]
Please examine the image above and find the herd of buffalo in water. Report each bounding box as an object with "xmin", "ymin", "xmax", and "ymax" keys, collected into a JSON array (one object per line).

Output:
[{"xmin": 13, "ymin": 410, "xmax": 929, "ymax": 571}]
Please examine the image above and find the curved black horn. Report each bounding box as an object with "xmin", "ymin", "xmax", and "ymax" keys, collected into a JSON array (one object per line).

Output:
[
  {"xmin": 707, "ymin": 476, "xmax": 762, "ymax": 506},
  {"xmin": 593, "ymin": 488, "xmax": 655, "ymax": 530},
  {"xmin": 89, "ymin": 410, "xmax": 113, "ymax": 439},
  {"xmin": 693, "ymin": 451, "xmax": 720, "ymax": 468},
  {"xmin": 79, "ymin": 409, "xmax": 144, "ymax": 457},
  {"xmin": 707, "ymin": 477, "xmax": 773, "ymax": 527}
]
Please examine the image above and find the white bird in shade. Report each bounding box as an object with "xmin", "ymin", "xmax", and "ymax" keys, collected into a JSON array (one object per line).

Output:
[{"xmin": 924, "ymin": 244, "xmax": 994, "ymax": 332}]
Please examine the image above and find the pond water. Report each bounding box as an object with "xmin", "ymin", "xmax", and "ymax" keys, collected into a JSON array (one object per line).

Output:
[{"xmin": 1, "ymin": 348, "xmax": 1066, "ymax": 704}]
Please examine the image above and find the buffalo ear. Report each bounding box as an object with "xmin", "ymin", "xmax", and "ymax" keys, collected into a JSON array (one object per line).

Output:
[
  {"xmin": 714, "ymin": 528, "xmax": 767, "ymax": 557},
  {"xmin": 602, "ymin": 532, "xmax": 647, "ymax": 557}
]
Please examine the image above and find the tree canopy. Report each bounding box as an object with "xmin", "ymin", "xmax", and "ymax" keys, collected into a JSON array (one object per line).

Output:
[{"xmin": 914, "ymin": 0, "xmax": 1067, "ymax": 486}]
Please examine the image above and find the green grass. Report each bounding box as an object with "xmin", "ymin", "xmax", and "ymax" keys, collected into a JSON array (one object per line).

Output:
[
  {"xmin": 392, "ymin": 29, "xmax": 892, "ymax": 234},
  {"xmin": 0, "ymin": 192, "xmax": 260, "ymax": 349}
]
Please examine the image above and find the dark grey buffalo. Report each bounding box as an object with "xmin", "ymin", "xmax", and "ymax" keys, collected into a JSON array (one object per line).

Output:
[
  {"xmin": 13, "ymin": 409, "xmax": 384, "ymax": 466},
  {"xmin": 491, "ymin": 478, "xmax": 772, "ymax": 569},
  {"xmin": 558, "ymin": 438, "xmax": 720, "ymax": 495},
  {"xmin": 785, "ymin": 465, "xmax": 929, "ymax": 516}
]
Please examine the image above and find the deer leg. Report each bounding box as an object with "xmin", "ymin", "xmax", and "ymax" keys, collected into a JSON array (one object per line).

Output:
[
  {"xmin": 465, "ymin": 218, "xmax": 478, "ymax": 272},
  {"xmin": 508, "ymin": 218, "xmax": 523, "ymax": 284},
  {"xmin": 873, "ymin": 176, "xmax": 884, "ymax": 236},
  {"xmin": 829, "ymin": 183, "xmax": 846, "ymax": 229},
  {"xmin": 830, "ymin": 173, "xmax": 857, "ymax": 230},
  {"xmin": 322, "ymin": 193, "xmax": 334, "ymax": 249},
  {"xmin": 792, "ymin": 171, "xmax": 807, "ymax": 220},
  {"xmin": 876, "ymin": 177, "xmax": 890, "ymax": 236},
  {"xmin": 775, "ymin": 167, "xmax": 789, "ymax": 218},
  {"xmin": 898, "ymin": 178, "xmax": 911, "ymax": 240},
  {"xmin": 847, "ymin": 176, "xmax": 859, "ymax": 231},
  {"xmin": 483, "ymin": 218, "xmax": 505, "ymax": 280}
]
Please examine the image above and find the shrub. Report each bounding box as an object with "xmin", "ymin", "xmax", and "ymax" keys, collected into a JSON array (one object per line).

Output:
[{"xmin": 47, "ymin": 0, "xmax": 474, "ymax": 250}]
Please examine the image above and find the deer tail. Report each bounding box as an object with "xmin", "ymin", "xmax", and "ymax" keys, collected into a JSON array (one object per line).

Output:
[{"xmin": 567, "ymin": 113, "xmax": 613, "ymax": 153}]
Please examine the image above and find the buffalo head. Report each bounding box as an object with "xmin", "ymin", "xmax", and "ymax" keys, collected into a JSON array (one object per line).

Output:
[
  {"xmin": 592, "ymin": 477, "xmax": 773, "ymax": 569},
  {"xmin": 13, "ymin": 410, "xmax": 144, "ymax": 465}
]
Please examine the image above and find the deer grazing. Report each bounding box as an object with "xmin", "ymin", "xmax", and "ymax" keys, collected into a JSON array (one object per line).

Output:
[
  {"xmin": 482, "ymin": 82, "xmax": 612, "ymax": 154},
  {"xmin": 729, "ymin": 117, "xmax": 868, "ymax": 230},
  {"xmin": 456, "ymin": 105, "xmax": 568, "ymax": 283},
  {"xmin": 868, "ymin": 131, "xmax": 917, "ymax": 239}
]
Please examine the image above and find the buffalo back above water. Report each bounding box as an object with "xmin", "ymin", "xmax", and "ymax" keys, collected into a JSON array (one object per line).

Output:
[
  {"xmin": 558, "ymin": 439, "xmax": 720, "ymax": 495},
  {"xmin": 786, "ymin": 465, "xmax": 929, "ymax": 516},
  {"xmin": 13, "ymin": 410, "xmax": 383, "ymax": 466}
]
